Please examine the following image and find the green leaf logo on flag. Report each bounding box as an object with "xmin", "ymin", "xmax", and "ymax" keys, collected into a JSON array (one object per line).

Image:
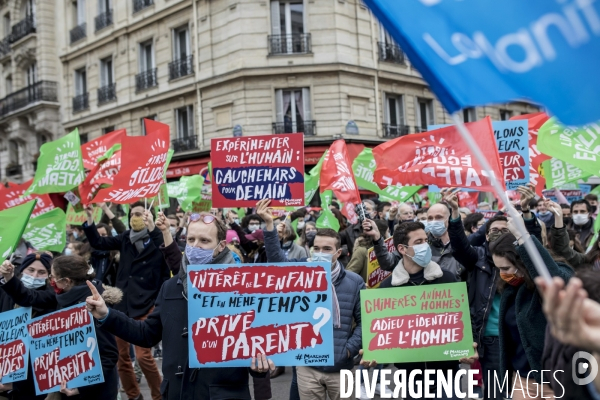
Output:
[
  {"xmin": 352, "ymin": 148, "xmax": 421, "ymax": 202},
  {"xmin": 540, "ymin": 158, "xmax": 591, "ymax": 189},
  {"xmin": 22, "ymin": 208, "xmax": 67, "ymax": 253},
  {"xmin": 538, "ymin": 118, "xmax": 600, "ymax": 176},
  {"xmin": 316, "ymin": 190, "xmax": 340, "ymax": 231},
  {"xmin": 26, "ymin": 129, "xmax": 85, "ymax": 195},
  {"xmin": 0, "ymin": 200, "xmax": 36, "ymax": 260}
]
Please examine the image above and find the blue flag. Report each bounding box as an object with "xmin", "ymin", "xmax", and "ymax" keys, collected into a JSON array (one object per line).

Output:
[{"xmin": 363, "ymin": 0, "xmax": 600, "ymax": 126}]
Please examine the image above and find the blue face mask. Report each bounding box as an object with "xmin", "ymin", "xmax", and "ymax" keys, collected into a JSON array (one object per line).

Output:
[
  {"xmin": 428, "ymin": 221, "xmax": 447, "ymax": 237},
  {"xmin": 21, "ymin": 274, "xmax": 46, "ymax": 289},
  {"xmin": 64, "ymin": 248, "xmax": 73, "ymax": 256},
  {"xmin": 185, "ymin": 244, "xmax": 219, "ymax": 265},
  {"xmin": 111, "ymin": 228, "xmax": 118, "ymax": 237},
  {"xmin": 311, "ymin": 252, "xmax": 333, "ymax": 264},
  {"xmin": 404, "ymin": 243, "xmax": 432, "ymax": 267},
  {"xmin": 72, "ymin": 231, "xmax": 78, "ymax": 239},
  {"xmin": 421, "ymin": 221, "xmax": 431, "ymax": 233}
]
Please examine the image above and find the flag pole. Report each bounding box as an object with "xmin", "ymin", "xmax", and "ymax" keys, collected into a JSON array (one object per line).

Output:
[{"xmin": 450, "ymin": 114, "xmax": 552, "ymax": 284}]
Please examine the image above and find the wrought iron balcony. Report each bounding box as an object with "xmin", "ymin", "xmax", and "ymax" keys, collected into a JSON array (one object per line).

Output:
[
  {"xmin": 6, "ymin": 164, "xmax": 22, "ymax": 177},
  {"xmin": 0, "ymin": 37, "xmax": 11, "ymax": 58},
  {"xmin": 268, "ymin": 33, "xmax": 311, "ymax": 55},
  {"xmin": 98, "ymin": 83, "xmax": 116, "ymax": 105},
  {"xmin": 168, "ymin": 55, "xmax": 193, "ymax": 80},
  {"xmin": 10, "ymin": 15, "xmax": 35, "ymax": 43},
  {"xmin": 95, "ymin": 10, "xmax": 113, "ymax": 32},
  {"xmin": 378, "ymin": 41, "xmax": 405, "ymax": 64},
  {"xmin": 272, "ymin": 120, "xmax": 316, "ymax": 136},
  {"xmin": 72, "ymin": 92, "xmax": 89, "ymax": 113},
  {"xmin": 414, "ymin": 126, "xmax": 428, "ymax": 133},
  {"xmin": 135, "ymin": 68, "xmax": 158, "ymax": 92},
  {"xmin": 133, "ymin": 0, "xmax": 154, "ymax": 13},
  {"xmin": 70, "ymin": 23, "xmax": 87, "ymax": 44},
  {"xmin": 0, "ymin": 81, "xmax": 58, "ymax": 118},
  {"xmin": 172, "ymin": 135, "xmax": 198, "ymax": 153},
  {"xmin": 383, "ymin": 123, "xmax": 410, "ymax": 138}
]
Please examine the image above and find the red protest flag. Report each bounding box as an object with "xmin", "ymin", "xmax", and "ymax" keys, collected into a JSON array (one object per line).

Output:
[
  {"xmin": 0, "ymin": 179, "xmax": 55, "ymax": 218},
  {"xmin": 372, "ymin": 117, "xmax": 505, "ymax": 192},
  {"xmin": 79, "ymin": 149, "xmax": 122, "ymax": 204},
  {"xmin": 81, "ymin": 129, "xmax": 125, "ymax": 170},
  {"xmin": 94, "ymin": 119, "xmax": 170, "ymax": 204},
  {"xmin": 320, "ymin": 140, "xmax": 361, "ymax": 205},
  {"xmin": 510, "ymin": 112, "xmax": 550, "ymax": 196}
]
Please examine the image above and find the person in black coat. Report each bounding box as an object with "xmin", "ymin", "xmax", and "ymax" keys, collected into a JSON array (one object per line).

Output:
[
  {"xmin": 85, "ymin": 212, "xmax": 274, "ymax": 400},
  {"xmin": 83, "ymin": 202, "xmax": 167, "ymax": 400},
  {"xmin": 0, "ymin": 255, "xmax": 121, "ymax": 400}
]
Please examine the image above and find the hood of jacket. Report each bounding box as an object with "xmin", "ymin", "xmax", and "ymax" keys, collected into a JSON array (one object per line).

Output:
[{"xmin": 391, "ymin": 258, "xmax": 443, "ymax": 286}]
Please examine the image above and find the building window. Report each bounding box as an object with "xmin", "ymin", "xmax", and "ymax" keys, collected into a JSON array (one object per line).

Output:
[
  {"xmin": 95, "ymin": 0, "xmax": 112, "ymax": 32},
  {"xmin": 73, "ymin": 67, "xmax": 89, "ymax": 112},
  {"xmin": 102, "ymin": 126, "xmax": 115, "ymax": 134},
  {"xmin": 5, "ymin": 75, "xmax": 11, "ymax": 95},
  {"xmin": 22, "ymin": 0, "xmax": 35, "ymax": 19},
  {"xmin": 3, "ymin": 13, "xmax": 10, "ymax": 37},
  {"xmin": 141, "ymin": 114, "xmax": 157, "ymax": 135},
  {"xmin": 462, "ymin": 107, "xmax": 477, "ymax": 123},
  {"xmin": 383, "ymin": 94, "xmax": 408, "ymax": 137},
  {"xmin": 416, "ymin": 98, "xmax": 434, "ymax": 132},
  {"xmin": 136, "ymin": 40, "xmax": 157, "ymax": 91},
  {"xmin": 500, "ymin": 109, "xmax": 512, "ymax": 121},
  {"xmin": 37, "ymin": 134, "xmax": 47, "ymax": 149},
  {"xmin": 269, "ymin": 1, "xmax": 310, "ymax": 54},
  {"xmin": 26, "ymin": 63, "xmax": 36, "ymax": 86},
  {"xmin": 98, "ymin": 57, "xmax": 116, "ymax": 104},
  {"xmin": 169, "ymin": 26, "xmax": 193, "ymax": 80},
  {"xmin": 80, "ymin": 133, "xmax": 88, "ymax": 144},
  {"xmin": 273, "ymin": 88, "xmax": 315, "ymax": 136},
  {"xmin": 173, "ymin": 105, "xmax": 197, "ymax": 152},
  {"xmin": 378, "ymin": 26, "xmax": 404, "ymax": 64},
  {"xmin": 70, "ymin": 0, "xmax": 87, "ymax": 44},
  {"xmin": 8, "ymin": 140, "xmax": 18, "ymax": 165},
  {"xmin": 133, "ymin": 0, "xmax": 153, "ymax": 14}
]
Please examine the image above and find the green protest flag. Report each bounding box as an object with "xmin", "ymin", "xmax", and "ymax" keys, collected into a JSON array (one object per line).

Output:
[
  {"xmin": 163, "ymin": 149, "xmax": 175, "ymax": 176},
  {"xmin": 169, "ymin": 175, "xmax": 204, "ymax": 212},
  {"xmin": 22, "ymin": 208, "xmax": 67, "ymax": 253},
  {"xmin": 26, "ymin": 129, "xmax": 86, "ymax": 195},
  {"xmin": 235, "ymin": 208, "xmax": 246, "ymax": 220},
  {"xmin": 0, "ymin": 200, "xmax": 36, "ymax": 260},
  {"xmin": 361, "ymin": 282, "xmax": 475, "ymax": 363},
  {"xmin": 427, "ymin": 191, "xmax": 442, "ymax": 205},
  {"xmin": 97, "ymin": 143, "xmax": 121, "ymax": 163},
  {"xmin": 590, "ymin": 185, "xmax": 600, "ymax": 196},
  {"xmin": 304, "ymin": 151, "xmax": 327, "ymax": 205},
  {"xmin": 540, "ymin": 158, "xmax": 591, "ymax": 189},
  {"xmin": 120, "ymin": 204, "xmax": 129, "ymax": 229},
  {"xmin": 316, "ymin": 190, "xmax": 340, "ymax": 231},
  {"xmin": 538, "ymin": 118, "xmax": 600, "ymax": 176},
  {"xmin": 352, "ymin": 148, "xmax": 422, "ymax": 202},
  {"xmin": 66, "ymin": 203, "xmax": 102, "ymax": 225}
]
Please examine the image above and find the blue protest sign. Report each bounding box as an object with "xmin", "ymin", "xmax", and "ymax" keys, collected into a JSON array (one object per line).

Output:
[
  {"xmin": 363, "ymin": 0, "xmax": 600, "ymax": 126},
  {"xmin": 430, "ymin": 120, "xmax": 529, "ymax": 190},
  {"xmin": 187, "ymin": 262, "xmax": 334, "ymax": 368},
  {"xmin": 28, "ymin": 304, "xmax": 104, "ymax": 395},
  {"xmin": 0, "ymin": 307, "xmax": 31, "ymax": 384}
]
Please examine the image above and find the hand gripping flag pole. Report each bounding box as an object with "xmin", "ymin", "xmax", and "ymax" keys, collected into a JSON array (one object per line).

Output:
[{"xmin": 450, "ymin": 113, "xmax": 552, "ymax": 284}]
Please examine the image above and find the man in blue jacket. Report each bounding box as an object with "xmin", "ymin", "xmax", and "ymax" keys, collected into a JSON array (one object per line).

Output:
[{"xmin": 257, "ymin": 199, "xmax": 364, "ymax": 400}]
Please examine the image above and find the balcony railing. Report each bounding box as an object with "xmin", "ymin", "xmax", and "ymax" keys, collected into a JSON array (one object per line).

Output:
[
  {"xmin": 6, "ymin": 164, "xmax": 22, "ymax": 177},
  {"xmin": 169, "ymin": 55, "xmax": 194, "ymax": 80},
  {"xmin": 98, "ymin": 83, "xmax": 116, "ymax": 105},
  {"xmin": 383, "ymin": 123, "xmax": 410, "ymax": 138},
  {"xmin": 268, "ymin": 33, "xmax": 311, "ymax": 55},
  {"xmin": 135, "ymin": 68, "xmax": 158, "ymax": 92},
  {"xmin": 10, "ymin": 15, "xmax": 35, "ymax": 43},
  {"xmin": 133, "ymin": 0, "xmax": 154, "ymax": 13},
  {"xmin": 172, "ymin": 135, "xmax": 198, "ymax": 153},
  {"xmin": 72, "ymin": 92, "xmax": 89, "ymax": 113},
  {"xmin": 70, "ymin": 23, "xmax": 87, "ymax": 44},
  {"xmin": 272, "ymin": 120, "xmax": 316, "ymax": 136},
  {"xmin": 0, "ymin": 81, "xmax": 58, "ymax": 118},
  {"xmin": 95, "ymin": 10, "xmax": 113, "ymax": 32},
  {"xmin": 378, "ymin": 41, "xmax": 405, "ymax": 64},
  {"xmin": 414, "ymin": 126, "xmax": 428, "ymax": 133},
  {"xmin": 0, "ymin": 37, "xmax": 11, "ymax": 58}
]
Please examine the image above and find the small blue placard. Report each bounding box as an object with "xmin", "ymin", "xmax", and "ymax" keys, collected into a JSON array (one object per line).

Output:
[{"xmin": 0, "ymin": 307, "xmax": 31, "ymax": 384}]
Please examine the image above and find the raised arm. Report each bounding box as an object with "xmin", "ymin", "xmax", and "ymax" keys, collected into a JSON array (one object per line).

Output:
[
  {"xmin": 84, "ymin": 205, "xmax": 123, "ymax": 250},
  {"xmin": 0, "ymin": 261, "xmax": 57, "ymax": 309},
  {"xmin": 444, "ymin": 189, "xmax": 480, "ymax": 269}
]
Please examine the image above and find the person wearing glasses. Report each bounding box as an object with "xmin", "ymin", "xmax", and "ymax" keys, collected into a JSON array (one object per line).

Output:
[
  {"xmin": 85, "ymin": 211, "xmax": 275, "ymax": 400},
  {"xmin": 83, "ymin": 202, "xmax": 167, "ymax": 400}
]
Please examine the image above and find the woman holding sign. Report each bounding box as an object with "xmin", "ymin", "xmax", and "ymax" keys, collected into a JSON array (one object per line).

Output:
[
  {"xmin": 0, "ymin": 255, "xmax": 121, "ymax": 399},
  {"xmin": 489, "ymin": 218, "xmax": 573, "ymax": 400}
]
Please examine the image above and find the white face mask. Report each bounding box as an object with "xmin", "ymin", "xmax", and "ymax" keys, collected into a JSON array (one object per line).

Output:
[
  {"xmin": 573, "ymin": 213, "xmax": 590, "ymax": 226},
  {"xmin": 297, "ymin": 221, "xmax": 305, "ymax": 230},
  {"xmin": 21, "ymin": 274, "xmax": 46, "ymax": 289},
  {"xmin": 169, "ymin": 227, "xmax": 177, "ymax": 237},
  {"xmin": 248, "ymin": 224, "xmax": 260, "ymax": 232}
]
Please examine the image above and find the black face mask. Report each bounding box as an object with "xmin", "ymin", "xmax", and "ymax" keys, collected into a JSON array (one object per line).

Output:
[
  {"xmin": 592, "ymin": 205, "xmax": 598, "ymax": 214},
  {"xmin": 563, "ymin": 217, "xmax": 573, "ymax": 226}
]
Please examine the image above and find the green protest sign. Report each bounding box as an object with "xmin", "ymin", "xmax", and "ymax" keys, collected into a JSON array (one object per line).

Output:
[
  {"xmin": 538, "ymin": 118, "xmax": 600, "ymax": 176},
  {"xmin": 540, "ymin": 158, "xmax": 591, "ymax": 189},
  {"xmin": 66, "ymin": 203, "xmax": 102, "ymax": 226},
  {"xmin": 316, "ymin": 190, "xmax": 340, "ymax": 231},
  {"xmin": 26, "ymin": 129, "xmax": 86, "ymax": 195},
  {"xmin": 0, "ymin": 200, "xmax": 36, "ymax": 260},
  {"xmin": 361, "ymin": 282, "xmax": 474, "ymax": 363},
  {"xmin": 352, "ymin": 148, "xmax": 421, "ymax": 203},
  {"xmin": 305, "ymin": 152, "xmax": 327, "ymax": 204},
  {"xmin": 22, "ymin": 208, "xmax": 67, "ymax": 253}
]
